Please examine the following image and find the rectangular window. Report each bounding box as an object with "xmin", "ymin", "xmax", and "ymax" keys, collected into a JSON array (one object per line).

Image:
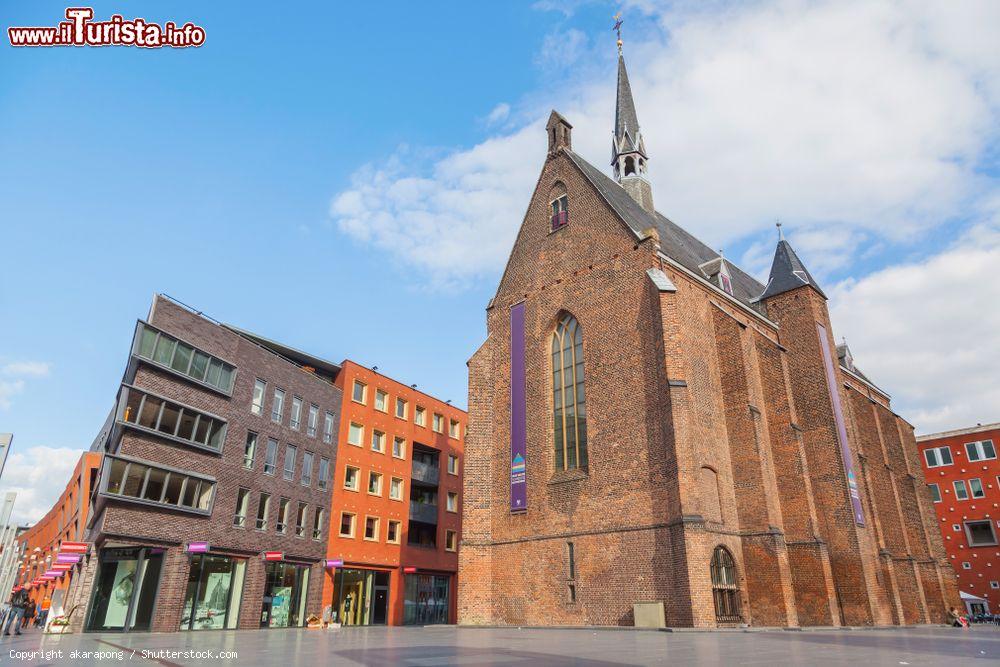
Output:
[
  {"xmin": 433, "ymin": 413, "xmax": 444, "ymax": 433},
  {"xmin": 120, "ymin": 385, "xmax": 227, "ymax": 452},
  {"xmin": 312, "ymin": 508, "xmax": 324, "ymax": 540},
  {"xmin": 567, "ymin": 541, "xmax": 576, "ymax": 579},
  {"xmin": 243, "ymin": 432, "xmax": 257, "ymax": 470},
  {"xmin": 277, "ymin": 497, "xmax": 290, "ymax": 534},
  {"xmin": 395, "ymin": 398, "xmax": 408, "ymax": 419},
  {"xmin": 252, "ymin": 379, "xmax": 266, "ymax": 415},
  {"xmin": 391, "ymin": 437, "xmax": 406, "ymax": 460},
  {"xmin": 272, "ymin": 388, "xmax": 285, "ymax": 424},
  {"xmin": 962, "ymin": 561, "xmax": 972, "ymax": 570},
  {"xmin": 284, "ymin": 445, "xmax": 297, "ymax": 481},
  {"xmin": 348, "ymin": 423, "xmax": 364, "ymax": 446},
  {"xmin": 415, "ymin": 406, "xmax": 426, "ymax": 427},
  {"xmin": 924, "ymin": 446, "xmax": 953, "ymax": 468},
  {"xmin": 101, "ymin": 455, "xmax": 214, "ymax": 514},
  {"xmin": 368, "ymin": 471, "xmax": 383, "ymax": 496},
  {"xmin": 264, "ymin": 438, "xmax": 278, "ymax": 475},
  {"xmin": 375, "ymin": 389, "xmax": 388, "ymax": 412},
  {"xmin": 387, "ymin": 519, "xmax": 401, "ymax": 544},
  {"xmin": 954, "ymin": 480, "xmax": 970, "ymax": 500},
  {"xmin": 449, "ymin": 419, "xmax": 460, "ymax": 439},
  {"xmin": 318, "ymin": 457, "xmax": 331, "ymax": 490},
  {"xmin": 290, "ymin": 396, "xmax": 303, "ymax": 430},
  {"xmin": 256, "ymin": 493, "xmax": 271, "ymax": 530},
  {"xmin": 970, "ymin": 478, "xmax": 985, "ymax": 499},
  {"xmin": 295, "ymin": 502, "xmax": 307, "ymax": 537},
  {"xmin": 352, "ymin": 380, "xmax": 367, "ymax": 404},
  {"xmin": 307, "ymin": 405, "xmax": 319, "ymax": 437},
  {"xmin": 233, "ymin": 488, "xmax": 250, "ymax": 528},
  {"xmin": 390, "ymin": 477, "xmax": 404, "ymax": 500},
  {"xmin": 364, "ymin": 516, "xmax": 379, "ymax": 541},
  {"xmin": 447, "ymin": 491, "xmax": 458, "ymax": 512},
  {"xmin": 992, "ymin": 581, "xmax": 1000, "ymax": 590},
  {"xmin": 344, "ymin": 466, "xmax": 360, "ymax": 491},
  {"xmin": 445, "ymin": 530, "xmax": 457, "ymax": 552},
  {"xmin": 339, "ymin": 512, "xmax": 356, "ymax": 538},
  {"xmin": 371, "ymin": 430, "xmax": 385, "ymax": 453},
  {"xmin": 928, "ymin": 482, "xmax": 941, "ymax": 503},
  {"xmin": 323, "ymin": 412, "xmax": 335, "ymax": 444},
  {"xmin": 448, "ymin": 455, "xmax": 459, "ymax": 476},
  {"xmin": 301, "ymin": 451, "xmax": 314, "ymax": 487},
  {"xmin": 966, "ymin": 440, "xmax": 997, "ymax": 462},
  {"xmin": 134, "ymin": 322, "xmax": 235, "ymax": 394}
]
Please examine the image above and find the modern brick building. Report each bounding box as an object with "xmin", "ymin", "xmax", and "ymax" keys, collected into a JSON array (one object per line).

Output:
[
  {"xmin": 15, "ymin": 452, "xmax": 101, "ymax": 620},
  {"xmin": 69, "ymin": 295, "xmax": 342, "ymax": 633},
  {"xmin": 321, "ymin": 361, "xmax": 466, "ymax": 626},
  {"xmin": 916, "ymin": 422, "xmax": 1000, "ymax": 614},
  {"xmin": 459, "ymin": 47, "xmax": 957, "ymax": 628}
]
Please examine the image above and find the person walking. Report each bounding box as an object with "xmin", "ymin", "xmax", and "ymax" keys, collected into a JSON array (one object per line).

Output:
[
  {"xmin": 2, "ymin": 589, "xmax": 28, "ymax": 636},
  {"xmin": 21, "ymin": 599, "xmax": 35, "ymax": 630}
]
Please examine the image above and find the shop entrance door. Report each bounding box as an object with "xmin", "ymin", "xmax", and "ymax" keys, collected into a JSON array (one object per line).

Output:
[
  {"xmin": 372, "ymin": 584, "xmax": 389, "ymax": 625},
  {"xmin": 334, "ymin": 569, "xmax": 390, "ymax": 625},
  {"xmin": 86, "ymin": 547, "xmax": 164, "ymax": 633}
]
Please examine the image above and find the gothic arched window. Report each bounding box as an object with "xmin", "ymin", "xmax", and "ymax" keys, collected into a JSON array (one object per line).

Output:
[
  {"xmin": 710, "ymin": 546, "xmax": 742, "ymax": 623},
  {"xmin": 552, "ymin": 313, "xmax": 588, "ymax": 470}
]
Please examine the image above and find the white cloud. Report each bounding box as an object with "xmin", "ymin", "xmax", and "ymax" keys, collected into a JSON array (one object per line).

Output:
[
  {"xmin": 535, "ymin": 28, "xmax": 589, "ymax": 73},
  {"xmin": 2, "ymin": 361, "xmax": 51, "ymax": 377},
  {"xmin": 329, "ymin": 0, "xmax": 1000, "ymax": 286},
  {"xmin": 829, "ymin": 219, "xmax": 1000, "ymax": 434},
  {"xmin": 0, "ymin": 446, "xmax": 83, "ymax": 525},
  {"xmin": 485, "ymin": 103, "xmax": 511, "ymax": 126},
  {"xmin": 0, "ymin": 380, "xmax": 25, "ymax": 410}
]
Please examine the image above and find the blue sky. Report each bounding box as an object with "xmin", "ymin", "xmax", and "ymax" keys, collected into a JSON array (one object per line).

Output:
[{"xmin": 2, "ymin": 0, "xmax": 999, "ymax": 523}]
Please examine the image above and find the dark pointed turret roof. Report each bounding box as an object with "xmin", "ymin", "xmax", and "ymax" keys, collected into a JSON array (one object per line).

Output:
[
  {"xmin": 613, "ymin": 54, "xmax": 646, "ymax": 160},
  {"xmin": 758, "ymin": 239, "xmax": 827, "ymax": 300}
]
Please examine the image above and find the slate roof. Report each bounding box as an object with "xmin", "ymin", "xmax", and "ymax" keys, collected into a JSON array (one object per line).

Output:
[
  {"xmin": 564, "ymin": 149, "xmax": 768, "ymax": 314},
  {"xmin": 613, "ymin": 55, "xmax": 646, "ymax": 160},
  {"xmin": 758, "ymin": 240, "xmax": 827, "ymax": 300}
]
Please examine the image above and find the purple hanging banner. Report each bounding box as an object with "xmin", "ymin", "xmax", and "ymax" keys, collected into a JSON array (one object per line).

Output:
[
  {"xmin": 816, "ymin": 322, "xmax": 865, "ymax": 526},
  {"xmin": 510, "ymin": 302, "xmax": 527, "ymax": 513}
]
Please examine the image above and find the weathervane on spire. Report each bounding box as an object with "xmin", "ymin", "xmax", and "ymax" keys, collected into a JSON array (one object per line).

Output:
[
  {"xmin": 776, "ymin": 219, "xmax": 784, "ymax": 241},
  {"xmin": 613, "ymin": 13, "xmax": 624, "ymax": 54}
]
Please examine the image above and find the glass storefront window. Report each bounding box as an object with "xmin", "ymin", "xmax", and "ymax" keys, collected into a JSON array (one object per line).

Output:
[
  {"xmin": 260, "ymin": 562, "xmax": 310, "ymax": 628},
  {"xmin": 403, "ymin": 574, "xmax": 450, "ymax": 625},
  {"xmin": 180, "ymin": 555, "xmax": 246, "ymax": 631},
  {"xmin": 86, "ymin": 547, "xmax": 164, "ymax": 633},
  {"xmin": 332, "ymin": 569, "xmax": 390, "ymax": 626}
]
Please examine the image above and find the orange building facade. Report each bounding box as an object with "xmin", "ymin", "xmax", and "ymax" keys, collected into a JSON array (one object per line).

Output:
[
  {"xmin": 322, "ymin": 360, "xmax": 466, "ymax": 626},
  {"xmin": 16, "ymin": 452, "xmax": 102, "ymax": 616}
]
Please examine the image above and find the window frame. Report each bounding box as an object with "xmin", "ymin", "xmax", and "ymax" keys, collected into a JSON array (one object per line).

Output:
[
  {"xmin": 954, "ymin": 479, "xmax": 970, "ymax": 501},
  {"xmin": 928, "ymin": 482, "xmax": 941, "ymax": 503},
  {"xmin": 344, "ymin": 465, "xmax": 360, "ymax": 492},
  {"xmin": 347, "ymin": 422, "xmax": 364, "ymax": 447},
  {"xmin": 368, "ymin": 471, "xmax": 383, "ymax": 497},
  {"xmin": 263, "ymin": 438, "xmax": 279, "ymax": 475},
  {"xmin": 447, "ymin": 454, "xmax": 459, "ymax": 476},
  {"xmin": 415, "ymin": 406, "xmax": 426, "ymax": 427},
  {"xmin": 389, "ymin": 476, "xmax": 404, "ymax": 501},
  {"xmin": 970, "ymin": 477, "xmax": 985, "ymax": 499},
  {"xmin": 133, "ymin": 321, "xmax": 237, "ymax": 396},
  {"xmin": 392, "ymin": 437, "xmax": 406, "ymax": 460},
  {"xmin": 374, "ymin": 389, "xmax": 389, "ymax": 413},
  {"xmin": 307, "ymin": 404, "xmax": 319, "ymax": 438},
  {"xmin": 371, "ymin": 429, "xmax": 385, "ymax": 454},
  {"xmin": 387, "ymin": 519, "xmax": 401, "ymax": 544},
  {"xmin": 964, "ymin": 520, "xmax": 998, "ymax": 547},
  {"xmin": 551, "ymin": 313, "xmax": 589, "ymax": 472},
  {"xmin": 445, "ymin": 529, "xmax": 457, "ymax": 552},
  {"xmin": 233, "ymin": 487, "xmax": 250, "ymax": 528},
  {"xmin": 251, "ymin": 379, "xmax": 266, "ymax": 415},
  {"xmin": 271, "ymin": 388, "xmax": 286, "ymax": 424},
  {"xmin": 364, "ymin": 515, "xmax": 380, "ymax": 542},
  {"xmin": 323, "ymin": 411, "xmax": 335, "ymax": 444},
  {"xmin": 255, "ymin": 492, "xmax": 271, "ymax": 531},
  {"xmin": 352, "ymin": 380, "xmax": 367, "ymax": 405},
  {"xmin": 446, "ymin": 491, "xmax": 458, "ymax": 513},
  {"xmin": 339, "ymin": 511, "xmax": 356, "ymax": 538},
  {"xmin": 290, "ymin": 396, "xmax": 303, "ymax": 431},
  {"xmin": 923, "ymin": 446, "xmax": 953, "ymax": 468},
  {"xmin": 99, "ymin": 453, "xmax": 216, "ymax": 516},
  {"xmin": 283, "ymin": 444, "xmax": 298, "ymax": 482},
  {"xmin": 301, "ymin": 451, "xmax": 314, "ymax": 487},
  {"xmin": 243, "ymin": 431, "xmax": 258, "ymax": 470},
  {"xmin": 966, "ymin": 439, "xmax": 997, "ymax": 462},
  {"xmin": 395, "ymin": 398, "xmax": 408, "ymax": 420},
  {"xmin": 118, "ymin": 384, "xmax": 228, "ymax": 455}
]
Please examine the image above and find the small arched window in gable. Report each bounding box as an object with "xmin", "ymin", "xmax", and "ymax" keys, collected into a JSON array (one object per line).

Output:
[
  {"xmin": 552, "ymin": 313, "xmax": 588, "ymax": 470},
  {"xmin": 718, "ymin": 261, "xmax": 734, "ymax": 296},
  {"xmin": 624, "ymin": 156, "xmax": 636, "ymax": 176},
  {"xmin": 550, "ymin": 182, "xmax": 569, "ymax": 231}
]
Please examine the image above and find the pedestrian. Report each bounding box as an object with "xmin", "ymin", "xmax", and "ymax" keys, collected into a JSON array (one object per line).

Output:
[
  {"xmin": 2, "ymin": 589, "xmax": 28, "ymax": 636},
  {"xmin": 948, "ymin": 607, "xmax": 968, "ymax": 628},
  {"xmin": 21, "ymin": 599, "xmax": 35, "ymax": 629},
  {"xmin": 35, "ymin": 597, "xmax": 50, "ymax": 628}
]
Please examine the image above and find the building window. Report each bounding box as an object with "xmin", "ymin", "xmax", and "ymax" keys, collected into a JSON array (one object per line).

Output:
[
  {"xmin": 448, "ymin": 454, "xmax": 459, "ymax": 476},
  {"xmin": 550, "ymin": 193, "xmax": 569, "ymax": 231},
  {"xmin": 449, "ymin": 419, "xmax": 460, "ymax": 439},
  {"xmin": 954, "ymin": 480, "xmax": 970, "ymax": 501},
  {"xmin": 390, "ymin": 477, "xmax": 404, "ymax": 501},
  {"xmin": 339, "ymin": 512, "xmax": 356, "ymax": 538},
  {"xmin": 344, "ymin": 466, "xmax": 360, "ymax": 491},
  {"xmin": 252, "ymin": 379, "xmax": 266, "ymax": 415},
  {"xmin": 966, "ymin": 440, "xmax": 997, "ymax": 462},
  {"xmin": 393, "ymin": 437, "xmax": 406, "ymax": 459},
  {"xmin": 135, "ymin": 322, "xmax": 235, "ymax": 394},
  {"xmin": 272, "ymin": 388, "xmax": 285, "ymax": 424},
  {"xmin": 290, "ymin": 396, "xmax": 303, "ymax": 430},
  {"xmin": 264, "ymin": 438, "xmax": 278, "ymax": 475},
  {"xmin": 277, "ymin": 498, "xmax": 290, "ymax": 534},
  {"xmin": 567, "ymin": 541, "xmax": 576, "ymax": 580},
  {"xmin": 965, "ymin": 520, "xmax": 999, "ymax": 547},
  {"xmin": 396, "ymin": 398, "xmax": 408, "ymax": 419},
  {"xmin": 364, "ymin": 516, "xmax": 380, "ymax": 541},
  {"xmin": 970, "ymin": 478, "xmax": 985, "ymax": 499},
  {"xmin": 256, "ymin": 493, "xmax": 271, "ymax": 530},
  {"xmin": 371, "ymin": 430, "xmax": 386, "ymax": 453},
  {"xmin": 307, "ymin": 405, "xmax": 319, "ymax": 438},
  {"xmin": 243, "ymin": 432, "xmax": 257, "ymax": 470},
  {"xmin": 233, "ymin": 488, "xmax": 250, "ymax": 528},
  {"xmin": 284, "ymin": 445, "xmax": 297, "ymax": 481},
  {"xmin": 102, "ymin": 455, "xmax": 214, "ymax": 514},
  {"xmin": 924, "ymin": 446, "xmax": 953, "ymax": 468},
  {"xmin": 375, "ymin": 389, "xmax": 388, "ymax": 412},
  {"xmin": 928, "ymin": 482, "xmax": 941, "ymax": 503},
  {"xmin": 312, "ymin": 508, "xmax": 324, "ymax": 540},
  {"xmin": 387, "ymin": 520, "xmax": 401, "ymax": 544},
  {"xmin": 447, "ymin": 492, "xmax": 458, "ymax": 513},
  {"xmin": 368, "ymin": 471, "xmax": 383, "ymax": 496},
  {"xmin": 295, "ymin": 503, "xmax": 307, "ymax": 538},
  {"xmin": 318, "ymin": 457, "xmax": 331, "ymax": 490},
  {"xmin": 352, "ymin": 380, "xmax": 367, "ymax": 404},
  {"xmin": 962, "ymin": 561, "xmax": 972, "ymax": 570},
  {"xmin": 120, "ymin": 385, "xmax": 227, "ymax": 453},
  {"xmin": 433, "ymin": 413, "xmax": 444, "ymax": 433},
  {"xmin": 301, "ymin": 451, "xmax": 314, "ymax": 487},
  {"xmin": 953, "ymin": 524, "xmax": 962, "ymax": 531},
  {"xmin": 991, "ymin": 581, "xmax": 1000, "ymax": 590},
  {"xmin": 710, "ymin": 546, "xmax": 742, "ymax": 623},
  {"xmin": 718, "ymin": 264, "xmax": 734, "ymax": 296},
  {"xmin": 552, "ymin": 313, "xmax": 588, "ymax": 471},
  {"xmin": 415, "ymin": 406, "xmax": 426, "ymax": 427},
  {"xmin": 348, "ymin": 423, "xmax": 363, "ymax": 447},
  {"xmin": 323, "ymin": 412, "xmax": 335, "ymax": 444},
  {"xmin": 445, "ymin": 530, "xmax": 457, "ymax": 552}
]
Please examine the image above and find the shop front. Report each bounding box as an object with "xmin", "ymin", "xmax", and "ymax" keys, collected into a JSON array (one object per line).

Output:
[
  {"xmin": 260, "ymin": 561, "xmax": 310, "ymax": 628},
  {"xmin": 331, "ymin": 568, "xmax": 390, "ymax": 626},
  {"xmin": 86, "ymin": 546, "xmax": 164, "ymax": 632},
  {"xmin": 180, "ymin": 554, "xmax": 246, "ymax": 631},
  {"xmin": 402, "ymin": 572, "xmax": 451, "ymax": 625}
]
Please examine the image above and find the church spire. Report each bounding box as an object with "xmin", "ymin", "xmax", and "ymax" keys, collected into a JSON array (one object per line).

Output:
[
  {"xmin": 610, "ymin": 17, "xmax": 653, "ymax": 213},
  {"xmin": 759, "ymin": 235, "xmax": 827, "ymax": 301}
]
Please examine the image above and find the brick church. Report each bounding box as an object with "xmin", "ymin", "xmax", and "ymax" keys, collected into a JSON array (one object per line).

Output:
[{"xmin": 458, "ymin": 47, "xmax": 958, "ymax": 627}]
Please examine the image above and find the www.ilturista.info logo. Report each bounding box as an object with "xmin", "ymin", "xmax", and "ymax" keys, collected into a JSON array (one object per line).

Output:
[{"xmin": 8, "ymin": 8, "xmax": 205, "ymax": 48}]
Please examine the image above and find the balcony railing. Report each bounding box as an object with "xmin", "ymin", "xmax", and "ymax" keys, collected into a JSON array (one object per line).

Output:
[
  {"xmin": 409, "ymin": 500, "xmax": 438, "ymax": 525},
  {"xmin": 411, "ymin": 460, "xmax": 439, "ymax": 486}
]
